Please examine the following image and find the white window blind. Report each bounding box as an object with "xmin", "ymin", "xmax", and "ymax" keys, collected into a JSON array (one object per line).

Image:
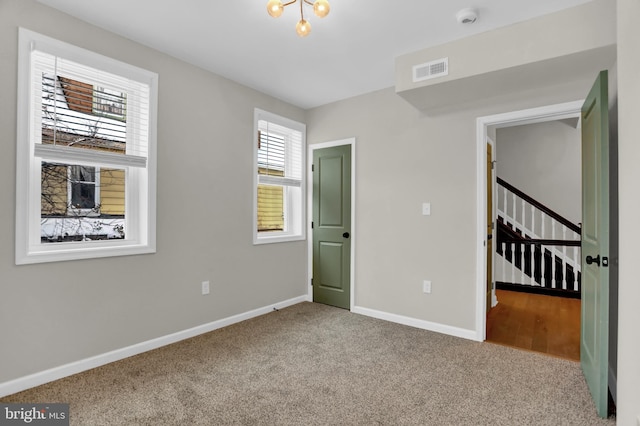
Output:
[
  {"xmin": 257, "ymin": 120, "xmax": 303, "ymax": 187},
  {"xmin": 31, "ymin": 50, "xmax": 150, "ymax": 166}
]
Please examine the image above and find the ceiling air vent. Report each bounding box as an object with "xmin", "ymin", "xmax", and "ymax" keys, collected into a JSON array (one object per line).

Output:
[{"xmin": 412, "ymin": 57, "xmax": 449, "ymax": 83}]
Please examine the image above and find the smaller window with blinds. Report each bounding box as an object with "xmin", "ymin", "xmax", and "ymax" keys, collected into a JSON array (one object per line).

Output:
[
  {"xmin": 253, "ymin": 109, "xmax": 306, "ymax": 244},
  {"xmin": 16, "ymin": 28, "xmax": 157, "ymax": 264}
]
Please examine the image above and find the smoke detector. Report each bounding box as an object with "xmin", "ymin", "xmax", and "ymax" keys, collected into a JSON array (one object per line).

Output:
[{"xmin": 456, "ymin": 8, "xmax": 478, "ymax": 24}]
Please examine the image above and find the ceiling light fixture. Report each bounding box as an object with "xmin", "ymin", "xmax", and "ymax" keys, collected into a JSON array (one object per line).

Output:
[{"xmin": 266, "ymin": 0, "xmax": 330, "ymax": 37}]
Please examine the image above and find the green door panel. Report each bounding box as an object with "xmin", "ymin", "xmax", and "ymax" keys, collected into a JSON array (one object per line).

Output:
[{"xmin": 313, "ymin": 145, "xmax": 351, "ymax": 309}]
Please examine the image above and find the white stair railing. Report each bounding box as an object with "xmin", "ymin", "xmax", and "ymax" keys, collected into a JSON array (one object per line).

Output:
[{"xmin": 495, "ymin": 179, "xmax": 581, "ymax": 292}]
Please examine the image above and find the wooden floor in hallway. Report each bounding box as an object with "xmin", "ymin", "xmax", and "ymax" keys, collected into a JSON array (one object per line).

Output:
[{"xmin": 486, "ymin": 289, "xmax": 581, "ymax": 361}]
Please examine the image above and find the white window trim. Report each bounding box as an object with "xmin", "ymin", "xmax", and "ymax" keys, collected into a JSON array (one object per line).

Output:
[
  {"xmin": 16, "ymin": 28, "xmax": 158, "ymax": 264},
  {"xmin": 253, "ymin": 109, "xmax": 306, "ymax": 245}
]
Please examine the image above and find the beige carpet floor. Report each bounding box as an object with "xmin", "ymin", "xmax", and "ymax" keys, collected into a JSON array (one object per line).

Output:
[{"xmin": 1, "ymin": 302, "xmax": 615, "ymax": 425}]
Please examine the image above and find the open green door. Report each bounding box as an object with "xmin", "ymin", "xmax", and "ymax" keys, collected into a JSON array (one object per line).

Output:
[
  {"xmin": 581, "ymin": 70, "xmax": 610, "ymax": 418},
  {"xmin": 312, "ymin": 145, "xmax": 351, "ymax": 309}
]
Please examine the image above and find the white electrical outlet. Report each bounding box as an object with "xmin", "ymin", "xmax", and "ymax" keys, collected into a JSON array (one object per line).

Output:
[
  {"xmin": 422, "ymin": 202, "xmax": 431, "ymax": 216},
  {"xmin": 201, "ymin": 281, "xmax": 210, "ymax": 295},
  {"xmin": 423, "ymin": 280, "xmax": 432, "ymax": 294}
]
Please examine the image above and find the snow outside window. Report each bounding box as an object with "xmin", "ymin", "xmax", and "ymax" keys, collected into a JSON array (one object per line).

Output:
[
  {"xmin": 253, "ymin": 109, "xmax": 306, "ymax": 244},
  {"xmin": 16, "ymin": 28, "xmax": 158, "ymax": 264}
]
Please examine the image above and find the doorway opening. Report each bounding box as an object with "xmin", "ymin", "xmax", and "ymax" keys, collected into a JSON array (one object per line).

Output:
[
  {"xmin": 475, "ymin": 101, "xmax": 583, "ymax": 344},
  {"xmin": 487, "ymin": 118, "xmax": 583, "ymax": 360}
]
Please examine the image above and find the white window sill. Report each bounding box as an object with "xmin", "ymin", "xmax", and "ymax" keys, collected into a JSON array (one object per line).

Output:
[
  {"xmin": 16, "ymin": 241, "xmax": 155, "ymax": 265},
  {"xmin": 253, "ymin": 233, "xmax": 305, "ymax": 245}
]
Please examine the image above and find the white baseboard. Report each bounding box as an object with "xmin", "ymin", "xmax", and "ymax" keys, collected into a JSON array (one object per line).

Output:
[
  {"xmin": 351, "ymin": 306, "xmax": 478, "ymax": 341},
  {"xmin": 0, "ymin": 295, "xmax": 307, "ymax": 398}
]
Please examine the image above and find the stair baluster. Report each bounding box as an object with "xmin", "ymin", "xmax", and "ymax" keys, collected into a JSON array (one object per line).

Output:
[
  {"xmin": 551, "ymin": 218, "xmax": 557, "ymax": 289},
  {"xmin": 495, "ymin": 178, "xmax": 581, "ymax": 298}
]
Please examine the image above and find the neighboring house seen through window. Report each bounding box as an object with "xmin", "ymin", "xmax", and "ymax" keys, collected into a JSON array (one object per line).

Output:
[
  {"xmin": 253, "ymin": 109, "xmax": 305, "ymax": 244},
  {"xmin": 94, "ymin": 86, "xmax": 127, "ymax": 120},
  {"xmin": 16, "ymin": 28, "xmax": 158, "ymax": 264},
  {"xmin": 68, "ymin": 165, "xmax": 99, "ymax": 212}
]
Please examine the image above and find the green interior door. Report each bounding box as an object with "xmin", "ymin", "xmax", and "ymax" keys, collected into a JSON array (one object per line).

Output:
[
  {"xmin": 312, "ymin": 145, "xmax": 351, "ymax": 309},
  {"xmin": 581, "ymin": 70, "xmax": 610, "ymax": 418}
]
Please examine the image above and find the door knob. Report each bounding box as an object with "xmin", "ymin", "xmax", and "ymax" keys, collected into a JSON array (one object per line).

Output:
[
  {"xmin": 586, "ymin": 255, "xmax": 601, "ymax": 266},
  {"xmin": 342, "ymin": 232, "xmax": 350, "ymax": 239}
]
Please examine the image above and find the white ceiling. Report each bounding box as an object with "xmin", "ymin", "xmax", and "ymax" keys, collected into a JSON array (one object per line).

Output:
[{"xmin": 38, "ymin": 0, "xmax": 593, "ymax": 109}]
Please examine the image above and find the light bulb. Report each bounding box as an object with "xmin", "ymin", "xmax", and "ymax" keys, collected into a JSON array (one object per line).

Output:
[
  {"xmin": 266, "ymin": 0, "xmax": 284, "ymax": 18},
  {"xmin": 313, "ymin": 0, "xmax": 330, "ymax": 18},
  {"xmin": 296, "ymin": 19, "xmax": 311, "ymax": 37}
]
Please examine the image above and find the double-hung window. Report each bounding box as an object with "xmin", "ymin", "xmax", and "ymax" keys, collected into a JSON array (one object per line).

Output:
[
  {"xmin": 253, "ymin": 109, "xmax": 305, "ymax": 244},
  {"xmin": 16, "ymin": 28, "xmax": 158, "ymax": 264}
]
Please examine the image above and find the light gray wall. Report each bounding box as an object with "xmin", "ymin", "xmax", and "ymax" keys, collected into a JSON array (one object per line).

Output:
[
  {"xmin": 395, "ymin": 0, "xmax": 616, "ymax": 112},
  {"xmin": 496, "ymin": 120, "xmax": 582, "ymax": 224},
  {"xmin": 615, "ymin": 0, "xmax": 640, "ymax": 422},
  {"xmin": 306, "ymin": 82, "xmax": 595, "ymax": 332},
  {"xmin": 0, "ymin": 0, "xmax": 307, "ymax": 384},
  {"xmin": 396, "ymin": 0, "xmax": 615, "ymax": 92}
]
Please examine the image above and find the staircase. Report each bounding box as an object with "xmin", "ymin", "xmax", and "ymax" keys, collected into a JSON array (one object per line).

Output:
[{"xmin": 495, "ymin": 178, "xmax": 581, "ymax": 298}]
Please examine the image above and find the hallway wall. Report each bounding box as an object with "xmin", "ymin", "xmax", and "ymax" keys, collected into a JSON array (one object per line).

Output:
[{"xmin": 496, "ymin": 120, "xmax": 582, "ymax": 224}]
